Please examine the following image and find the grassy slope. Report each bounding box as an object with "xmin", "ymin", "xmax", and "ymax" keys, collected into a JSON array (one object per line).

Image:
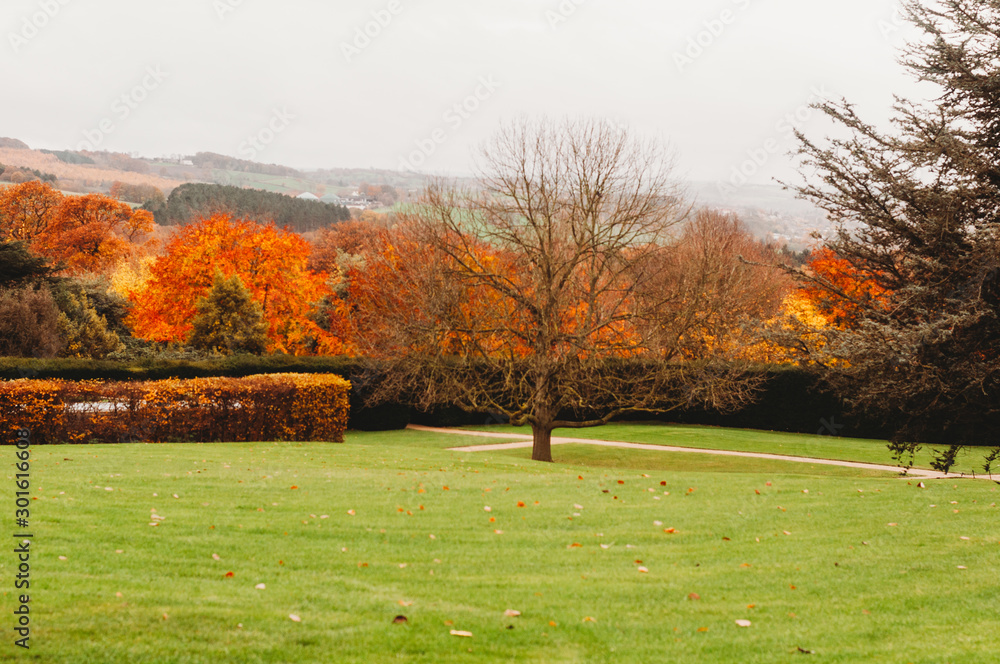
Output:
[
  {"xmin": 4, "ymin": 429, "xmax": 998, "ymax": 663},
  {"xmin": 456, "ymin": 422, "xmax": 994, "ymax": 476}
]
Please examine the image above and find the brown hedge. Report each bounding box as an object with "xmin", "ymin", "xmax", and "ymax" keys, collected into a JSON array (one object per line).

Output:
[{"xmin": 0, "ymin": 373, "xmax": 351, "ymax": 445}]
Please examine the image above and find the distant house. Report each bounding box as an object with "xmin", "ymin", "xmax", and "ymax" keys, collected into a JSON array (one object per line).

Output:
[{"xmin": 297, "ymin": 192, "xmax": 320, "ymax": 201}]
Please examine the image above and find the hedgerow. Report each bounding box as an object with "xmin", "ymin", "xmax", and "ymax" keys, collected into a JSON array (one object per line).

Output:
[{"xmin": 0, "ymin": 373, "xmax": 350, "ymax": 445}]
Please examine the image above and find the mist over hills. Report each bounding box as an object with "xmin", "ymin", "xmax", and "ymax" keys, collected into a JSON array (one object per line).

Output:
[{"xmin": 0, "ymin": 137, "xmax": 831, "ymax": 247}]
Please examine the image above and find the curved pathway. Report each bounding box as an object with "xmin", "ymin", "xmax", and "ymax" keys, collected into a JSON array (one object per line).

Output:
[{"xmin": 407, "ymin": 424, "xmax": 976, "ymax": 480}]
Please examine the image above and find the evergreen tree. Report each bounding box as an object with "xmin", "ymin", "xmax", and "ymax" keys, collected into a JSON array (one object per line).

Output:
[
  {"xmin": 789, "ymin": 0, "xmax": 1000, "ymax": 472},
  {"xmin": 188, "ymin": 272, "xmax": 268, "ymax": 355}
]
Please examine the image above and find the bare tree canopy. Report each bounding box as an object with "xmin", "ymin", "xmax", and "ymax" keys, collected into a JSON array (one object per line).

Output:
[{"xmin": 349, "ymin": 118, "xmax": 767, "ymax": 462}]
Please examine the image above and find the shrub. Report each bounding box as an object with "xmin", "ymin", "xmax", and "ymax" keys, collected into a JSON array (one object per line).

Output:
[
  {"xmin": 0, "ymin": 373, "xmax": 351, "ymax": 445},
  {"xmin": 0, "ymin": 287, "xmax": 63, "ymax": 357}
]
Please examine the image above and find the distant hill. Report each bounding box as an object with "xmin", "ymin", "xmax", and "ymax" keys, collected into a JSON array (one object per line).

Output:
[
  {"xmin": 0, "ymin": 146, "xmax": 183, "ymax": 195},
  {"xmin": 0, "ymin": 137, "xmax": 29, "ymax": 149},
  {"xmin": 164, "ymin": 183, "xmax": 351, "ymax": 232}
]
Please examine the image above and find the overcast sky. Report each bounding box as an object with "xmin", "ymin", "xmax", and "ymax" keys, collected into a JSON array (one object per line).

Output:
[{"xmin": 1, "ymin": 0, "xmax": 928, "ymax": 186}]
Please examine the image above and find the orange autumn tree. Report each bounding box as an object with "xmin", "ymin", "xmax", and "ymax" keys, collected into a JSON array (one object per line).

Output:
[
  {"xmin": 0, "ymin": 180, "xmax": 63, "ymax": 243},
  {"xmin": 0, "ymin": 182, "xmax": 155, "ymax": 275},
  {"xmin": 39, "ymin": 194, "xmax": 155, "ymax": 275},
  {"xmin": 798, "ymin": 247, "xmax": 888, "ymax": 328},
  {"xmin": 128, "ymin": 213, "xmax": 345, "ymax": 355}
]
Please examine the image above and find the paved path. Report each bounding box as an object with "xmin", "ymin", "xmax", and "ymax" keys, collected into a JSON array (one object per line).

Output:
[{"xmin": 407, "ymin": 424, "xmax": 971, "ymax": 480}]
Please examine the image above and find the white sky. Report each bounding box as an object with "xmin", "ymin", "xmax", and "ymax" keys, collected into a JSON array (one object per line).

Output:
[{"xmin": 1, "ymin": 0, "xmax": 927, "ymax": 186}]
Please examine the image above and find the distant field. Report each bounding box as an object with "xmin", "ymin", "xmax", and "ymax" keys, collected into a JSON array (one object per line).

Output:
[{"xmin": 8, "ymin": 427, "xmax": 998, "ymax": 663}]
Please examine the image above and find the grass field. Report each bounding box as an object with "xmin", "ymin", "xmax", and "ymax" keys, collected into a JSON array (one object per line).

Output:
[
  {"xmin": 3, "ymin": 427, "xmax": 998, "ymax": 663},
  {"xmin": 458, "ymin": 422, "xmax": 996, "ymax": 477}
]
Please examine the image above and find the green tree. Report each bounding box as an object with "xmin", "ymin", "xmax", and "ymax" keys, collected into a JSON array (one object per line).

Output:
[
  {"xmin": 54, "ymin": 287, "xmax": 124, "ymax": 359},
  {"xmin": 787, "ymin": 0, "xmax": 1000, "ymax": 472},
  {"xmin": 0, "ymin": 241, "xmax": 54, "ymax": 287},
  {"xmin": 188, "ymin": 272, "xmax": 268, "ymax": 355}
]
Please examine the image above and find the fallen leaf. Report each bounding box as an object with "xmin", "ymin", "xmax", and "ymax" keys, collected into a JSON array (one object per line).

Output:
[
  {"xmin": 289, "ymin": 614, "xmax": 301, "ymax": 622},
  {"xmin": 688, "ymin": 593, "xmax": 700, "ymax": 601},
  {"xmin": 212, "ymin": 553, "xmax": 221, "ymax": 561},
  {"xmin": 568, "ymin": 542, "xmax": 582, "ymax": 548},
  {"xmin": 517, "ymin": 501, "xmax": 525, "ymax": 507},
  {"xmin": 664, "ymin": 528, "xmax": 677, "ymax": 534},
  {"xmin": 494, "ymin": 530, "xmax": 504, "ymax": 535},
  {"xmin": 797, "ymin": 647, "xmax": 814, "ymax": 654},
  {"xmin": 225, "ymin": 571, "xmax": 234, "ymax": 578},
  {"xmin": 450, "ymin": 630, "xmax": 473, "ymax": 638},
  {"xmin": 290, "ymin": 486, "xmax": 298, "ymax": 490},
  {"xmin": 549, "ymin": 620, "xmax": 558, "ymax": 626},
  {"xmin": 697, "ymin": 627, "xmax": 708, "ymax": 632},
  {"xmin": 735, "ymin": 620, "xmax": 752, "ymax": 628},
  {"xmin": 637, "ymin": 566, "xmax": 649, "ymax": 573},
  {"xmin": 347, "ymin": 510, "xmax": 356, "ymax": 516},
  {"xmin": 255, "ymin": 583, "xmax": 266, "ymax": 590},
  {"xmin": 504, "ymin": 609, "xmax": 521, "ymax": 618},
  {"xmin": 484, "ymin": 506, "xmax": 492, "ymax": 512},
  {"xmin": 393, "ymin": 615, "xmax": 408, "ymax": 624},
  {"xmin": 583, "ymin": 616, "xmax": 597, "ymax": 623}
]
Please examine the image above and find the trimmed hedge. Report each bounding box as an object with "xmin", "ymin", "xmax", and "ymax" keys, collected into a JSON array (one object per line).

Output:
[
  {"xmin": 0, "ymin": 356, "xmax": 410, "ymax": 432},
  {"xmin": 0, "ymin": 373, "xmax": 350, "ymax": 445}
]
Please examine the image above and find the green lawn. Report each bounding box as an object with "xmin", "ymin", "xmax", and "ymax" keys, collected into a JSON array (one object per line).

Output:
[
  {"xmin": 457, "ymin": 422, "xmax": 997, "ymax": 477},
  {"xmin": 3, "ymin": 428, "xmax": 998, "ymax": 663}
]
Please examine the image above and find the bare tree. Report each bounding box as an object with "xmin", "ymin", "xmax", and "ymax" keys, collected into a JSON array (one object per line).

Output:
[{"xmin": 349, "ymin": 118, "xmax": 764, "ymax": 462}]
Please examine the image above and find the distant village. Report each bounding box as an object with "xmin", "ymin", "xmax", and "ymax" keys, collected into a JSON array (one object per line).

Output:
[{"xmin": 296, "ymin": 191, "xmax": 378, "ymax": 210}]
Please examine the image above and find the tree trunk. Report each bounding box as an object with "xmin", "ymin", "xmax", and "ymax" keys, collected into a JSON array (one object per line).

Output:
[{"xmin": 531, "ymin": 423, "xmax": 553, "ymax": 463}]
